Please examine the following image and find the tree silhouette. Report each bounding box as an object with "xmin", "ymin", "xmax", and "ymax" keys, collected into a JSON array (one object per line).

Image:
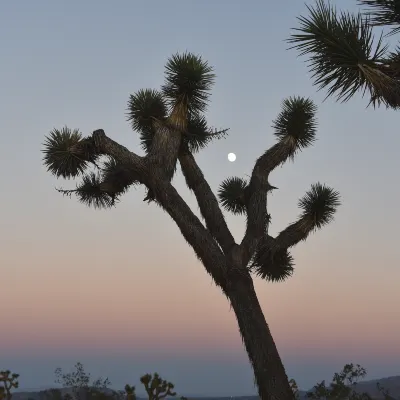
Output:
[
  {"xmin": 289, "ymin": 0, "xmax": 400, "ymax": 109},
  {"xmin": 42, "ymin": 52, "xmax": 341, "ymax": 399},
  {"xmin": 0, "ymin": 370, "xmax": 19, "ymax": 400},
  {"xmin": 54, "ymin": 362, "xmax": 111, "ymax": 400},
  {"xmin": 139, "ymin": 373, "xmax": 176, "ymax": 400},
  {"xmin": 289, "ymin": 378, "xmax": 300, "ymax": 399},
  {"xmin": 305, "ymin": 363, "xmax": 396, "ymax": 400}
]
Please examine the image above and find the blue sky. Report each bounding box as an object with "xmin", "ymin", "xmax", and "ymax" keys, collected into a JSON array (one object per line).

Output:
[{"xmin": 1, "ymin": 0, "xmax": 399, "ymax": 397}]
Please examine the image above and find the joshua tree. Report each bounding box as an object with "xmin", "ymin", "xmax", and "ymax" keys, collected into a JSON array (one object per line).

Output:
[
  {"xmin": 139, "ymin": 373, "xmax": 176, "ymax": 400},
  {"xmin": 289, "ymin": 0, "xmax": 400, "ymax": 109},
  {"xmin": 0, "ymin": 370, "xmax": 19, "ymax": 400},
  {"xmin": 42, "ymin": 52, "xmax": 340, "ymax": 399},
  {"xmin": 123, "ymin": 385, "xmax": 136, "ymax": 400}
]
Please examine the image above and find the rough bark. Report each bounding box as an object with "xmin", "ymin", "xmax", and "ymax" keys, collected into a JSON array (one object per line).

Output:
[
  {"xmin": 225, "ymin": 266, "xmax": 294, "ymax": 400},
  {"xmin": 66, "ymin": 129, "xmax": 294, "ymax": 398},
  {"xmin": 148, "ymin": 175, "xmax": 229, "ymax": 287},
  {"xmin": 179, "ymin": 149, "xmax": 235, "ymax": 254},
  {"xmin": 240, "ymin": 141, "xmax": 291, "ymax": 265}
]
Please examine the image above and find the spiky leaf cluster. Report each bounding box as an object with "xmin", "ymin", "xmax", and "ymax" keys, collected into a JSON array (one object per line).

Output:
[
  {"xmin": 382, "ymin": 46, "xmax": 400, "ymax": 80},
  {"xmin": 43, "ymin": 127, "xmax": 98, "ymax": 179},
  {"xmin": 359, "ymin": 0, "xmax": 400, "ymax": 35},
  {"xmin": 127, "ymin": 88, "xmax": 227, "ymax": 153},
  {"xmin": 288, "ymin": 0, "xmax": 400, "ymax": 108},
  {"xmin": 127, "ymin": 89, "xmax": 167, "ymax": 152},
  {"xmin": 57, "ymin": 156, "xmax": 139, "ymax": 209},
  {"xmin": 272, "ymin": 96, "xmax": 317, "ymax": 157},
  {"xmin": 62, "ymin": 173, "xmax": 115, "ymax": 209},
  {"xmin": 162, "ymin": 52, "xmax": 215, "ymax": 116},
  {"xmin": 298, "ymin": 182, "xmax": 340, "ymax": 231},
  {"xmin": 250, "ymin": 242, "xmax": 294, "ymax": 283},
  {"xmin": 218, "ymin": 177, "xmax": 248, "ymax": 215},
  {"xmin": 182, "ymin": 114, "xmax": 229, "ymax": 153}
]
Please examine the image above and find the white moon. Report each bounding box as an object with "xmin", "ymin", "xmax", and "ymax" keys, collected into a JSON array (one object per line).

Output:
[{"xmin": 228, "ymin": 153, "xmax": 236, "ymax": 162}]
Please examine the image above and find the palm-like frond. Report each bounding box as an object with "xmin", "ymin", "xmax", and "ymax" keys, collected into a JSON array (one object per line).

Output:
[
  {"xmin": 126, "ymin": 88, "xmax": 227, "ymax": 153},
  {"xmin": 218, "ymin": 177, "xmax": 248, "ymax": 215},
  {"xmin": 126, "ymin": 89, "xmax": 167, "ymax": 152},
  {"xmin": 288, "ymin": 0, "xmax": 399, "ymax": 107},
  {"xmin": 57, "ymin": 172, "xmax": 116, "ymax": 209},
  {"xmin": 162, "ymin": 52, "xmax": 215, "ymax": 119},
  {"xmin": 42, "ymin": 127, "xmax": 98, "ymax": 179},
  {"xmin": 250, "ymin": 242, "xmax": 294, "ymax": 283},
  {"xmin": 184, "ymin": 114, "xmax": 229, "ymax": 153},
  {"xmin": 272, "ymin": 97, "xmax": 317, "ymax": 158},
  {"xmin": 359, "ymin": 0, "xmax": 400, "ymax": 35},
  {"xmin": 379, "ymin": 46, "xmax": 400, "ymax": 78},
  {"xmin": 298, "ymin": 182, "xmax": 340, "ymax": 230}
]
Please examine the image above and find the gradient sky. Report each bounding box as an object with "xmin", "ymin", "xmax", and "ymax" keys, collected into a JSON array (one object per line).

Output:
[{"xmin": 1, "ymin": 0, "xmax": 399, "ymax": 397}]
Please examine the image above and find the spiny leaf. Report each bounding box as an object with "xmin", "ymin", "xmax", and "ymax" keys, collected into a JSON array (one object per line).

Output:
[
  {"xmin": 162, "ymin": 52, "xmax": 215, "ymax": 117},
  {"xmin": 58, "ymin": 173, "xmax": 116, "ymax": 209},
  {"xmin": 251, "ymin": 242, "xmax": 294, "ymax": 283},
  {"xmin": 218, "ymin": 177, "xmax": 248, "ymax": 215},
  {"xmin": 298, "ymin": 182, "xmax": 340, "ymax": 230},
  {"xmin": 183, "ymin": 114, "xmax": 229, "ymax": 153},
  {"xmin": 126, "ymin": 89, "xmax": 167, "ymax": 152},
  {"xmin": 131, "ymin": 106, "xmax": 228, "ymax": 154},
  {"xmin": 272, "ymin": 96, "xmax": 317, "ymax": 157},
  {"xmin": 288, "ymin": 0, "xmax": 398, "ymax": 107},
  {"xmin": 358, "ymin": 0, "xmax": 400, "ymax": 35},
  {"xmin": 42, "ymin": 127, "xmax": 98, "ymax": 179}
]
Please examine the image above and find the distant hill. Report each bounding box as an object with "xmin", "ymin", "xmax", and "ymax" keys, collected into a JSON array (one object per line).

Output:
[
  {"xmin": 12, "ymin": 376, "xmax": 400, "ymax": 400},
  {"xmin": 352, "ymin": 376, "xmax": 400, "ymax": 399}
]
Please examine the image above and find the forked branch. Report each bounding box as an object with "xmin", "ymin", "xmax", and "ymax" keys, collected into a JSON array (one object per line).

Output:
[
  {"xmin": 150, "ymin": 178, "xmax": 228, "ymax": 286},
  {"xmin": 240, "ymin": 141, "xmax": 291, "ymax": 263},
  {"xmin": 239, "ymin": 97, "xmax": 317, "ymax": 264},
  {"xmin": 91, "ymin": 129, "xmax": 147, "ymax": 177}
]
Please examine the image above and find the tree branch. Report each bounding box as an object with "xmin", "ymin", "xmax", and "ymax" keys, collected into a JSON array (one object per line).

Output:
[
  {"xmin": 150, "ymin": 177, "xmax": 228, "ymax": 287},
  {"xmin": 92, "ymin": 129, "xmax": 147, "ymax": 179},
  {"xmin": 240, "ymin": 141, "xmax": 291, "ymax": 264},
  {"xmin": 179, "ymin": 149, "xmax": 236, "ymax": 254},
  {"xmin": 80, "ymin": 130, "xmax": 228, "ymax": 285},
  {"xmin": 272, "ymin": 220, "xmax": 311, "ymax": 250}
]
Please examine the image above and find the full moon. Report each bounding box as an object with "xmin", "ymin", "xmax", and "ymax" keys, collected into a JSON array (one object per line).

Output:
[{"xmin": 228, "ymin": 153, "xmax": 236, "ymax": 162}]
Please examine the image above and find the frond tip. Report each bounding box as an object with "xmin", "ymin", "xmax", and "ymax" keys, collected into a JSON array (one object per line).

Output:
[
  {"xmin": 162, "ymin": 52, "xmax": 215, "ymax": 115},
  {"xmin": 358, "ymin": 0, "xmax": 400, "ymax": 35},
  {"xmin": 42, "ymin": 127, "xmax": 98, "ymax": 179},
  {"xmin": 298, "ymin": 182, "xmax": 341, "ymax": 230},
  {"xmin": 273, "ymin": 97, "xmax": 317, "ymax": 156},
  {"xmin": 288, "ymin": 0, "xmax": 399, "ymax": 107},
  {"xmin": 251, "ymin": 243, "xmax": 294, "ymax": 283},
  {"xmin": 218, "ymin": 177, "xmax": 248, "ymax": 215},
  {"xmin": 58, "ymin": 172, "xmax": 116, "ymax": 209},
  {"xmin": 184, "ymin": 114, "xmax": 229, "ymax": 153}
]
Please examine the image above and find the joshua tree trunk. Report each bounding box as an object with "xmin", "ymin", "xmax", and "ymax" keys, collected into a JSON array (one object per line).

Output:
[
  {"xmin": 43, "ymin": 55, "xmax": 339, "ymax": 400},
  {"xmin": 225, "ymin": 268, "xmax": 294, "ymax": 400}
]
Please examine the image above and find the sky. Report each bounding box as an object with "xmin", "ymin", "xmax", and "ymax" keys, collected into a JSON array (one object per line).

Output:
[{"xmin": 1, "ymin": 0, "xmax": 399, "ymax": 397}]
